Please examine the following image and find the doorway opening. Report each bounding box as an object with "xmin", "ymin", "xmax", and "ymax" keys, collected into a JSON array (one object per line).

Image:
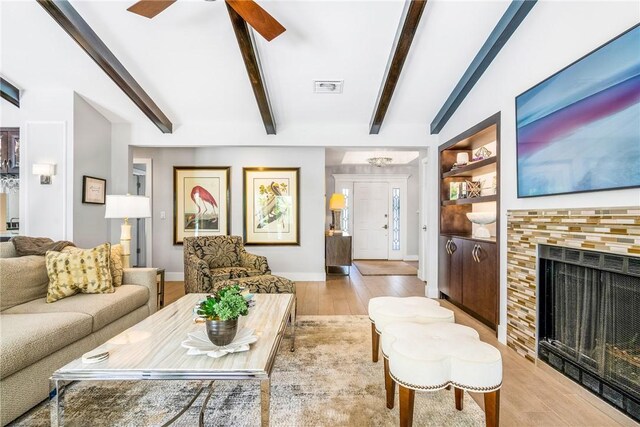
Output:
[
  {"xmin": 325, "ymin": 148, "xmax": 427, "ymax": 277},
  {"xmin": 132, "ymin": 158, "xmax": 152, "ymax": 267}
]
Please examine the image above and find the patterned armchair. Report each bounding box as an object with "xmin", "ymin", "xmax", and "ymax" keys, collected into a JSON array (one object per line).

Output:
[{"xmin": 184, "ymin": 236, "xmax": 270, "ymax": 294}]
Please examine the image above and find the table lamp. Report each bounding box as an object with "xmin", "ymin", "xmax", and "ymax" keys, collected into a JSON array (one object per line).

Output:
[
  {"xmin": 329, "ymin": 193, "xmax": 346, "ymax": 235},
  {"xmin": 105, "ymin": 194, "xmax": 151, "ymax": 268}
]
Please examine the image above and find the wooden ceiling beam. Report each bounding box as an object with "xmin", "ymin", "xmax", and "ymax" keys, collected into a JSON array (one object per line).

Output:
[
  {"xmin": 369, "ymin": 0, "xmax": 428, "ymax": 135},
  {"xmin": 37, "ymin": 0, "xmax": 173, "ymax": 133},
  {"xmin": 227, "ymin": 2, "xmax": 277, "ymax": 135},
  {"xmin": 0, "ymin": 78, "xmax": 20, "ymax": 108},
  {"xmin": 430, "ymin": 0, "xmax": 537, "ymax": 134}
]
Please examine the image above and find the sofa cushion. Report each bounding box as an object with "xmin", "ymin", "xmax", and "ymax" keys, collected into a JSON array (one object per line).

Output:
[
  {"xmin": 0, "ymin": 312, "xmax": 93, "ymax": 378},
  {"xmin": 4, "ymin": 285, "xmax": 148, "ymax": 332},
  {"xmin": 0, "ymin": 255, "xmax": 49, "ymax": 311},
  {"xmin": 0, "ymin": 241, "xmax": 17, "ymax": 258},
  {"xmin": 46, "ymin": 243, "xmax": 114, "ymax": 302}
]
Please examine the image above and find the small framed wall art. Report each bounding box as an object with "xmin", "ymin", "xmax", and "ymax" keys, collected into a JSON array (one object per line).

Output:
[
  {"xmin": 82, "ymin": 175, "xmax": 106, "ymax": 204},
  {"xmin": 173, "ymin": 166, "xmax": 231, "ymax": 245},
  {"xmin": 243, "ymin": 167, "xmax": 300, "ymax": 245}
]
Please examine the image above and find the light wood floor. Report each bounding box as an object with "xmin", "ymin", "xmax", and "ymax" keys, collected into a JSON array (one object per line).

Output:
[{"xmin": 164, "ymin": 268, "xmax": 637, "ymax": 426}]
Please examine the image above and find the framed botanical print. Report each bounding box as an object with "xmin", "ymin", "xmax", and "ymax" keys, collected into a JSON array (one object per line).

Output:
[
  {"xmin": 82, "ymin": 175, "xmax": 106, "ymax": 204},
  {"xmin": 173, "ymin": 167, "xmax": 230, "ymax": 245},
  {"xmin": 243, "ymin": 167, "xmax": 300, "ymax": 245}
]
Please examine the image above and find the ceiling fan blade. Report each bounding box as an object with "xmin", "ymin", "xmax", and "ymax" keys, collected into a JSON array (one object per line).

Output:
[
  {"xmin": 127, "ymin": 0, "xmax": 176, "ymax": 19},
  {"xmin": 225, "ymin": 0, "xmax": 285, "ymax": 41}
]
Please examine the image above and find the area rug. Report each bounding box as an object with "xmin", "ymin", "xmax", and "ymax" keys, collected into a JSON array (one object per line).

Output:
[
  {"xmin": 353, "ymin": 260, "xmax": 418, "ymax": 276},
  {"xmin": 12, "ymin": 316, "xmax": 484, "ymax": 426}
]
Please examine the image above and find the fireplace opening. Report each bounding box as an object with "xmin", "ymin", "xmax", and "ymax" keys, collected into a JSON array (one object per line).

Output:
[{"xmin": 538, "ymin": 245, "xmax": 640, "ymax": 422}]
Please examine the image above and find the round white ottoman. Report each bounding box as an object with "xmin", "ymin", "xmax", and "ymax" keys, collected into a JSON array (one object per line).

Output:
[
  {"xmin": 368, "ymin": 296, "xmax": 454, "ymax": 362},
  {"xmin": 385, "ymin": 322, "xmax": 503, "ymax": 427}
]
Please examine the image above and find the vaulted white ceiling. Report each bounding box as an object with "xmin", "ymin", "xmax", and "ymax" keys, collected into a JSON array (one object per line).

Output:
[{"xmin": 0, "ymin": 0, "xmax": 511, "ymax": 145}]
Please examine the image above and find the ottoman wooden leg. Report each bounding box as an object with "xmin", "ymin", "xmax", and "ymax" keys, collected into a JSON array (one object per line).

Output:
[
  {"xmin": 384, "ymin": 358, "xmax": 395, "ymax": 409},
  {"xmin": 454, "ymin": 387, "xmax": 463, "ymax": 410},
  {"xmin": 399, "ymin": 385, "xmax": 415, "ymax": 427},
  {"xmin": 371, "ymin": 322, "xmax": 380, "ymax": 363},
  {"xmin": 484, "ymin": 389, "xmax": 500, "ymax": 427}
]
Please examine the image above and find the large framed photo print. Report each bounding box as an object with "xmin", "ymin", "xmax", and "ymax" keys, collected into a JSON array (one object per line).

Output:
[
  {"xmin": 244, "ymin": 167, "xmax": 299, "ymax": 245},
  {"xmin": 173, "ymin": 167, "xmax": 230, "ymax": 245},
  {"xmin": 515, "ymin": 24, "xmax": 640, "ymax": 197}
]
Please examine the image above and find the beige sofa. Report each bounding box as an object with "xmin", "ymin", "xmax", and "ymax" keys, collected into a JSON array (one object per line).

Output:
[{"xmin": 0, "ymin": 242, "xmax": 157, "ymax": 425}]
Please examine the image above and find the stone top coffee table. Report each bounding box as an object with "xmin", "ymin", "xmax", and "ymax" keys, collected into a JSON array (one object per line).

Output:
[{"xmin": 50, "ymin": 293, "xmax": 295, "ymax": 427}]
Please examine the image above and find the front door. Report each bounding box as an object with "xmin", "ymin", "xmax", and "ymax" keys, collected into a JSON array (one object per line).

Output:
[{"xmin": 353, "ymin": 182, "xmax": 389, "ymax": 259}]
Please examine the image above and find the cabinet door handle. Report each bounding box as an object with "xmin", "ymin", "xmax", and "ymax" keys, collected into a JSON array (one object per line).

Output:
[
  {"xmin": 445, "ymin": 239, "xmax": 451, "ymax": 255},
  {"xmin": 476, "ymin": 245, "xmax": 482, "ymax": 262},
  {"xmin": 472, "ymin": 245, "xmax": 478, "ymax": 262},
  {"xmin": 450, "ymin": 241, "xmax": 457, "ymax": 254}
]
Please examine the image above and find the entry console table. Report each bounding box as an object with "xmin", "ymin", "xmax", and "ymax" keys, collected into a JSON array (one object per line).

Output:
[{"xmin": 325, "ymin": 233, "xmax": 352, "ymax": 275}]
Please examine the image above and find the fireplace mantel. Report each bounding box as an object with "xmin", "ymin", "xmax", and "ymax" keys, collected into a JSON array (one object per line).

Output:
[{"xmin": 506, "ymin": 207, "xmax": 640, "ymax": 362}]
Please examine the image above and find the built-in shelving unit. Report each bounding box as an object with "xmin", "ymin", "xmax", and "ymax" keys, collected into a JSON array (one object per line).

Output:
[
  {"xmin": 441, "ymin": 156, "xmax": 497, "ymax": 179},
  {"xmin": 438, "ymin": 113, "xmax": 500, "ymax": 331},
  {"xmin": 442, "ymin": 194, "xmax": 497, "ymax": 206}
]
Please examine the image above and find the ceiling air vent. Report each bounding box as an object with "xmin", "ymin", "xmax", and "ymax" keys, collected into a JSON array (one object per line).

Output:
[{"xmin": 314, "ymin": 80, "xmax": 343, "ymax": 94}]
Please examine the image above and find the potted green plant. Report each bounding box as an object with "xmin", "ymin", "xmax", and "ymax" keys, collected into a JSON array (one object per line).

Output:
[{"xmin": 196, "ymin": 285, "xmax": 249, "ymax": 346}]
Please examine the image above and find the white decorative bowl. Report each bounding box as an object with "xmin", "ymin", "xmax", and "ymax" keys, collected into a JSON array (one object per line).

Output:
[{"xmin": 466, "ymin": 212, "xmax": 496, "ymax": 238}]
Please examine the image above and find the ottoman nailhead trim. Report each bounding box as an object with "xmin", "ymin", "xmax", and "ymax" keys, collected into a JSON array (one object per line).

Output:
[{"xmin": 390, "ymin": 373, "xmax": 502, "ymax": 393}]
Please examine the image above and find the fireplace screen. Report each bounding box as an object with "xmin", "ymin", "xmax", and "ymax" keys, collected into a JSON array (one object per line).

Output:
[{"xmin": 538, "ymin": 245, "xmax": 640, "ymax": 421}]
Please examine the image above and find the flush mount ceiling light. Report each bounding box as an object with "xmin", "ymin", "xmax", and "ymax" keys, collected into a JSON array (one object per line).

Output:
[
  {"xmin": 342, "ymin": 151, "xmax": 419, "ymax": 166},
  {"xmin": 314, "ymin": 80, "xmax": 344, "ymax": 94},
  {"xmin": 367, "ymin": 157, "xmax": 393, "ymax": 167}
]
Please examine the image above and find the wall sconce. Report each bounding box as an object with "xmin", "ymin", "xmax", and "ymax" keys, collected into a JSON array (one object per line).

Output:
[{"xmin": 32, "ymin": 163, "xmax": 56, "ymax": 185}]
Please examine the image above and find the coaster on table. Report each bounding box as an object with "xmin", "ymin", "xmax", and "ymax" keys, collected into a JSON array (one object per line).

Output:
[{"xmin": 82, "ymin": 350, "xmax": 109, "ymax": 364}]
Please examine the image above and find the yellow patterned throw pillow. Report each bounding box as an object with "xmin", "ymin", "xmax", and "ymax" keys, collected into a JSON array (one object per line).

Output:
[
  {"xmin": 110, "ymin": 244, "xmax": 124, "ymax": 287},
  {"xmin": 45, "ymin": 243, "xmax": 114, "ymax": 303}
]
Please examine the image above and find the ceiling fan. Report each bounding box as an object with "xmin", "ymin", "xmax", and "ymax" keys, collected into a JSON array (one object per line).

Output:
[{"xmin": 127, "ymin": 0, "xmax": 286, "ymax": 41}]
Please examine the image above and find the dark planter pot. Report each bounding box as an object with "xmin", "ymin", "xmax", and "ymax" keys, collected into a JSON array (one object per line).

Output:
[{"xmin": 205, "ymin": 318, "xmax": 238, "ymax": 346}]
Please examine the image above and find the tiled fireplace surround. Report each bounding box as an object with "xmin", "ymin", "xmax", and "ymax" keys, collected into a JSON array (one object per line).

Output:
[{"xmin": 506, "ymin": 207, "xmax": 640, "ymax": 362}]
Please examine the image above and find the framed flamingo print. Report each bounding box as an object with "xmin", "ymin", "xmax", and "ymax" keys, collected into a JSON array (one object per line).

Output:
[
  {"xmin": 243, "ymin": 167, "xmax": 300, "ymax": 245},
  {"xmin": 173, "ymin": 166, "xmax": 230, "ymax": 245}
]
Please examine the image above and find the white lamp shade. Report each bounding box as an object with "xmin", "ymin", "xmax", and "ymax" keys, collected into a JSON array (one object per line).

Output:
[
  {"xmin": 32, "ymin": 163, "xmax": 55, "ymax": 176},
  {"xmin": 105, "ymin": 195, "xmax": 151, "ymax": 219}
]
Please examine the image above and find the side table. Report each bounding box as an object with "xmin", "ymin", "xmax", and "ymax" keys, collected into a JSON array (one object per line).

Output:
[
  {"xmin": 156, "ymin": 268, "xmax": 165, "ymax": 309},
  {"xmin": 325, "ymin": 233, "xmax": 352, "ymax": 275}
]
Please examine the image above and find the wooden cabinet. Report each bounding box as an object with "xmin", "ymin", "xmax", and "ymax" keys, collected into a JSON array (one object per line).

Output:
[
  {"xmin": 325, "ymin": 233, "xmax": 352, "ymax": 274},
  {"xmin": 438, "ymin": 236, "xmax": 462, "ymax": 304},
  {"xmin": 462, "ymin": 239, "xmax": 497, "ymax": 326},
  {"xmin": 439, "ymin": 236, "xmax": 497, "ymax": 328},
  {"xmin": 0, "ymin": 128, "xmax": 20, "ymax": 174}
]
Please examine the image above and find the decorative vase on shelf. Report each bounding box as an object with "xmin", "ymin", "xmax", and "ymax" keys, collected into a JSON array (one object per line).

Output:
[
  {"xmin": 205, "ymin": 318, "xmax": 239, "ymax": 346},
  {"xmin": 466, "ymin": 212, "xmax": 496, "ymax": 239}
]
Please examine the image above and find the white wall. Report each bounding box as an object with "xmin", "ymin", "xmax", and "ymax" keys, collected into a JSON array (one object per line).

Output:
[
  {"xmin": 73, "ymin": 94, "xmax": 112, "ymax": 248},
  {"xmin": 16, "ymin": 89, "xmax": 74, "ymax": 240},
  {"xmin": 132, "ymin": 146, "xmax": 326, "ymax": 281},
  {"xmin": 435, "ymin": 2, "xmax": 640, "ymax": 343},
  {"xmin": 325, "ymin": 164, "xmax": 420, "ymax": 258}
]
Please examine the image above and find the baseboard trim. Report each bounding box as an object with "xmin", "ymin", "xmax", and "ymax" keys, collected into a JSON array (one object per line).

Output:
[
  {"xmin": 164, "ymin": 272, "xmax": 326, "ymax": 282},
  {"xmin": 165, "ymin": 272, "xmax": 184, "ymax": 281},
  {"xmin": 272, "ymin": 272, "xmax": 326, "ymax": 282},
  {"xmin": 403, "ymin": 255, "xmax": 419, "ymax": 261}
]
